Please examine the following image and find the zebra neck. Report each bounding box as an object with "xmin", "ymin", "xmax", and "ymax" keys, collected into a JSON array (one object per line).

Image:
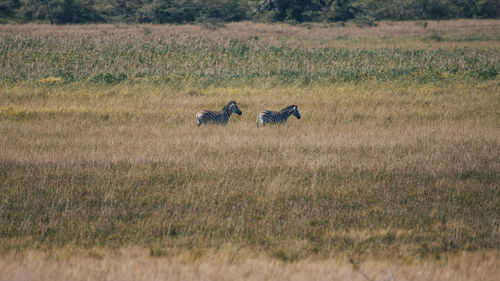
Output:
[
  {"xmin": 223, "ymin": 108, "xmax": 233, "ymax": 117},
  {"xmin": 283, "ymin": 111, "xmax": 292, "ymax": 119}
]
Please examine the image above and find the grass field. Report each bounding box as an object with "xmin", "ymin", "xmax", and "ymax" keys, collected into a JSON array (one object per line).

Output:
[{"xmin": 0, "ymin": 20, "xmax": 499, "ymax": 280}]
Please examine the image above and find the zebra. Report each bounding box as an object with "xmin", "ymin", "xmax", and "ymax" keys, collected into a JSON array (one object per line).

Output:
[
  {"xmin": 256, "ymin": 105, "xmax": 301, "ymax": 127},
  {"xmin": 196, "ymin": 100, "xmax": 242, "ymax": 126}
]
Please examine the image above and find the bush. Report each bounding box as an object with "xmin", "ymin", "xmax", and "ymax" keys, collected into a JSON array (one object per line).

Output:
[
  {"xmin": 90, "ymin": 73, "xmax": 127, "ymax": 84},
  {"xmin": 2, "ymin": 0, "xmax": 500, "ymax": 23}
]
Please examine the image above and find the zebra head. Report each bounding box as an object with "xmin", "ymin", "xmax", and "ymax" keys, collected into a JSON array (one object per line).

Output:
[
  {"xmin": 290, "ymin": 105, "xmax": 301, "ymax": 119},
  {"xmin": 228, "ymin": 101, "xmax": 242, "ymax": 115}
]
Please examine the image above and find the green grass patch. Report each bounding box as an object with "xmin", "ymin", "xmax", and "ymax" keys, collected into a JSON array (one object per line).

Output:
[{"xmin": 1, "ymin": 34, "xmax": 498, "ymax": 87}]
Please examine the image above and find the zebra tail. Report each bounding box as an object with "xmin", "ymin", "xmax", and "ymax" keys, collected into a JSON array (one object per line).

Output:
[
  {"xmin": 256, "ymin": 115, "xmax": 260, "ymax": 128},
  {"xmin": 196, "ymin": 113, "xmax": 201, "ymax": 126}
]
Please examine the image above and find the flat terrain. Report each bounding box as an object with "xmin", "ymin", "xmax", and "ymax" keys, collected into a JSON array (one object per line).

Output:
[{"xmin": 0, "ymin": 20, "xmax": 499, "ymax": 280}]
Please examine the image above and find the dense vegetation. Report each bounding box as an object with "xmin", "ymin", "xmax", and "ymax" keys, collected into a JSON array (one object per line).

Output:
[
  {"xmin": 0, "ymin": 0, "xmax": 499, "ymax": 24},
  {"xmin": 0, "ymin": 22, "xmax": 499, "ymax": 262},
  {"xmin": 1, "ymin": 23, "xmax": 498, "ymax": 87}
]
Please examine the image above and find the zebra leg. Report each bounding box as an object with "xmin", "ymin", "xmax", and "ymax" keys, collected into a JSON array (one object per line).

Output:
[{"xmin": 196, "ymin": 118, "xmax": 201, "ymax": 126}]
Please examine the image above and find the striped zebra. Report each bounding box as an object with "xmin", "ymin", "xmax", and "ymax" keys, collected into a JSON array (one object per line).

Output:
[
  {"xmin": 256, "ymin": 105, "xmax": 301, "ymax": 127},
  {"xmin": 196, "ymin": 101, "xmax": 242, "ymax": 126}
]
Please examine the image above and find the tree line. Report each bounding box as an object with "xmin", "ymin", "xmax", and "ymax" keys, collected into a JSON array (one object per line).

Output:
[{"xmin": 1, "ymin": 0, "xmax": 499, "ymax": 24}]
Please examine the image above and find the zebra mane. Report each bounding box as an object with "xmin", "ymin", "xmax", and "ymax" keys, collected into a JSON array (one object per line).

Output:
[
  {"xmin": 223, "ymin": 101, "xmax": 236, "ymax": 111},
  {"xmin": 281, "ymin": 105, "xmax": 297, "ymax": 112}
]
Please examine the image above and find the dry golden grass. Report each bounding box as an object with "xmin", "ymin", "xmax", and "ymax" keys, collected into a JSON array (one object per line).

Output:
[
  {"xmin": 0, "ymin": 249, "xmax": 498, "ymax": 281},
  {"xmin": 1, "ymin": 83, "xmax": 498, "ymax": 169},
  {"xmin": 0, "ymin": 21, "xmax": 499, "ymax": 280},
  {"xmin": 1, "ymin": 20, "xmax": 499, "ymax": 38},
  {"xmin": 1, "ymin": 19, "xmax": 499, "ymax": 49},
  {"xmin": 1, "ymin": 83, "xmax": 498, "ymax": 256}
]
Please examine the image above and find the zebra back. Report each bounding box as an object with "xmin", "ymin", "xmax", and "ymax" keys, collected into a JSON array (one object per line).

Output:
[
  {"xmin": 257, "ymin": 105, "xmax": 300, "ymax": 127},
  {"xmin": 196, "ymin": 101, "xmax": 242, "ymax": 126}
]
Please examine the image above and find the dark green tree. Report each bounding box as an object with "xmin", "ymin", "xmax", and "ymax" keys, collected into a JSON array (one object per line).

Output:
[
  {"xmin": 0, "ymin": 0, "xmax": 22, "ymax": 19},
  {"xmin": 197, "ymin": 0, "xmax": 248, "ymax": 22},
  {"xmin": 261, "ymin": 0, "xmax": 315, "ymax": 22},
  {"xmin": 101, "ymin": 0, "xmax": 144, "ymax": 22},
  {"xmin": 20, "ymin": 0, "xmax": 51, "ymax": 22},
  {"xmin": 326, "ymin": 0, "xmax": 365, "ymax": 21},
  {"xmin": 21, "ymin": 0, "xmax": 101, "ymax": 23},
  {"xmin": 142, "ymin": 0, "xmax": 198, "ymax": 23},
  {"xmin": 2, "ymin": 0, "xmax": 498, "ymax": 23},
  {"xmin": 477, "ymin": 0, "xmax": 500, "ymax": 18}
]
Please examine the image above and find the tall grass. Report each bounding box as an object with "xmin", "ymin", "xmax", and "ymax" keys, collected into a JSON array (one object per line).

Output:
[
  {"xmin": 0, "ymin": 83, "xmax": 498, "ymax": 259},
  {"xmin": 1, "ymin": 249, "xmax": 499, "ymax": 281},
  {"xmin": 0, "ymin": 36, "xmax": 497, "ymax": 85},
  {"xmin": 0, "ymin": 22, "xmax": 498, "ymax": 86},
  {"xmin": 0, "ymin": 21, "xmax": 499, "ymax": 273}
]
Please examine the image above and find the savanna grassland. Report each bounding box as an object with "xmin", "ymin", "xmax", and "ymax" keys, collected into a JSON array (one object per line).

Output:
[{"xmin": 0, "ymin": 20, "xmax": 499, "ymax": 280}]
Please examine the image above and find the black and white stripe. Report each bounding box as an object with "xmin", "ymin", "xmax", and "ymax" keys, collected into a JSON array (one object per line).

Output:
[
  {"xmin": 256, "ymin": 105, "xmax": 301, "ymax": 127},
  {"xmin": 196, "ymin": 101, "xmax": 242, "ymax": 126}
]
